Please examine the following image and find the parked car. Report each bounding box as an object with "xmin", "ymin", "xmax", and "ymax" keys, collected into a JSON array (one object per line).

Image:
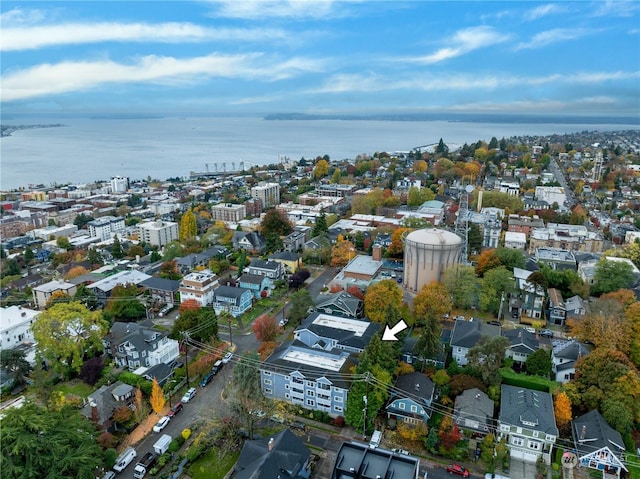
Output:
[
  {"xmin": 396, "ymin": 277, "xmax": 402, "ymax": 283},
  {"xmin": 523, "ymin": 326, "xmax": 536, "ymax": 334},
  {"xmin": 391, "ymin": 448, "xmax": 409, "ymax": 455},
  {"xmin": 167, "ymin": 402, "xmax": 183, "ymax": 418},
  {"xmin": 200, "ymin": 372, "xmax": 214, "ymax": 387},
  {"xmin": 446, "ymin": 464, "xmax": 470, "ymax": 477},
  {"xmin": 279, "ymin": 317, "xmax": 289, "ymax": 327},
  {"xmin": 181, "ymin": 387, "xmax": 197, "ymax": 403},
  {"xmin": 290, "ymin": 420, "xmax": 306, "ymax": 431},
  {"xmin": 487, "ymin": 320, "xmax": 501, "ymax": 326},
  {"xmin": 152, "ymin": 416, "xmax": 170, "ymax": 433},
  {"xmin": 538, "ymin": 329, "xmax": 554, "ymax": 338},
  {"xmin": 222, "ymin": 352, "xmax": 233, "ymax": 364}
]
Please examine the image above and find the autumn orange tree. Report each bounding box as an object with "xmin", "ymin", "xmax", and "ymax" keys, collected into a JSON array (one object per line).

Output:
[
  {"xmin": 44, "ymin": 291, "xmax": 71, "ymax": 309},
  {"xmin": 567, "ymin": 296, "xmax": 632, "ymax": 353},
  {"xmin": 347, "ymin": 285, "xmax": 364, "ymax": 300},
  {"xmin": 474, "ymin": 249, "xmax": 501, "ymax": 277},
  {"xmin": 387, "ymin": 228, "xmax": 411, "ymax": 257},
  {"xmin": 64, "ymin": 266, "xmax": 89, "ymax": 280},
  {"xmin": 150, "ymin": 378, "xmax": 166, "ymax": 415},
  {"xmin": 554, "ymin": 391, "xmax": 572, "ymax": 434},
  {"xmin": 364, "ymin": 279, "xmax": 403, "ymax": 323},
  {"xmin": 413, "ymin": 281, "xmax": 452, "ymax": 323},
  {"xmin": 252, "ymin": 314, "xmax": 278, "ymax": 343},
  {"xmin": 330, "ymin": 237, "xmax": 356, "ymax": 267}
]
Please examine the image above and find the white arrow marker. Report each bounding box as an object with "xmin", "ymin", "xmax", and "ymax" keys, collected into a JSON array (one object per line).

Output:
[{"xmin": 382, "ymin": 320, "xmax": 408, "ymax": 341}]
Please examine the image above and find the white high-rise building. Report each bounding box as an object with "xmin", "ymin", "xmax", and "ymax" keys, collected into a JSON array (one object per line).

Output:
[
  {"xmin": 88, "ymin": 216, "xmax": 126, "ymax": 241},
  {"xmin": 110, "ymin": 176, "xmax": 129, "ymax": 193},
  {"xmin": 137, "ymin": 220, "xmax": 179, "ymax": 247},
  {"xmin": 251, "ymin": 182, "xmax": 280, "ymax": 208}
]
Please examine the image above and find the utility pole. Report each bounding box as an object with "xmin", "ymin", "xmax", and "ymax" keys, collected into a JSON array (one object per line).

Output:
[
  {"xmin": 362, "ymin": 372, "xmax": 370, "ymax": 440},
  {"xmin": 183, "ymin": 331, "xmax": 190, "ymax": 386}
]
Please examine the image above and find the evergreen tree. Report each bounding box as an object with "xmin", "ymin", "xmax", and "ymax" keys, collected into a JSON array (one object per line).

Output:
[
  {"xmin": 312, "ymin": 210, "xmax": 329, "ymax": 238},
  {"xmin": 111, "ymin": 235, "xmax": 124, "ymax": 259}
]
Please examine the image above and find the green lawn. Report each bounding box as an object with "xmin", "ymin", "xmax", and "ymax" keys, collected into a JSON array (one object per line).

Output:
[
  {"xmin": 188, "ymin": 449, "xmax": 239, "ymax": 479},
  {"xmin": 54, "ymin": 379, "xmax": 94, "ymax": 398}
]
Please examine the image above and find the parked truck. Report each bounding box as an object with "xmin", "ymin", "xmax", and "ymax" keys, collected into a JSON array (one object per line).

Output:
[
  {"xmin": 133, "ymin": 452, "xmax": 157, "ymax": 479},
  {"xmin": 153, "ymin": 434, "xmax": 172, "ymax": 455}
]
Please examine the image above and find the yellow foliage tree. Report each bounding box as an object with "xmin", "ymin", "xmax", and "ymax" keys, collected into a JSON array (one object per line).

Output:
[
  {"xmin": 387, "ymin": 228, "xmax": 411, "ymax": 257},
  {"xmin": 397, "ymin": 421, "xmax": 428, "ymax": 442},
  {"xmin": 413, "ymin": 281, "xmax": 452, "ymax": 321},
  {"xmin": 64, "ymin": 266, "xmax": 89, "ymax": 280},
  {"xmin": 313, "ymin": 159, "xmax": 329, "ymax": 179},
  {"xmin": 44, "ymin": 290, "xmax": 71, "ymax": 309},
  {"xmin": 179, "ymin": 208, "xmax": 198, "ymax": 241},
  {"xmin": 364, "ymin": 279, "xmax": 403, "ymax": 323},
  {"xmin": 413, "ymin": 160, "xmax": 427, "ymax": 173},
  {"xmin": 330, "ymin": 238, "xmax": 356, "ymax": 267},
  {"xmin": 150, "ymin": 378, "xmax": 166, "ymax": 415},
  {"xmin": 554, "ymin": 391, "xmax": 572, "ymax": 432}
]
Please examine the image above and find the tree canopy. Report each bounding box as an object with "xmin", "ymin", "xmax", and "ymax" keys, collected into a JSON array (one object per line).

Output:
[
  {"xmin": 364, "ymin": 279, "xmax": 403, "ymax": 323},
  {"xmin": 179, "ymin": 208, "xmax": 198, "ymax": 241},
  {"xmin": 260, "ymin": 209, "xmax": 293, "ymax": 237},
  {"xmin": 592, "ymin": 258, "xmax": 635, "ymax": 296},
  {"xmin": 32, "ymin": 301, "xmax": 108, "ymax": 375}
]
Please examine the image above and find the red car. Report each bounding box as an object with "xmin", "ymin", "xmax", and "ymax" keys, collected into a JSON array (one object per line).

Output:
[
  {"xmin": 446, "ymin": 464, "xmax": 470, "ymax": 477},
  {"xmin": 167, "ymin": 402, "xmax": 183, "ymax": 418}
]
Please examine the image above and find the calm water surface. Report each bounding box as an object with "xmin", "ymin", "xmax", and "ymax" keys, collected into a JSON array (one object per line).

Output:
[{"xmin": 1, "ymin": 116, "xmax": 637, "ymax": 190}]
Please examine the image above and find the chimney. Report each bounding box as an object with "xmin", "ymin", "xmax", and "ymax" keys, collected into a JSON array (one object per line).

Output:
[
  {"xmin": 579, "ymin": 425, "xmax": 587, "ymax": 442},
  {"xmin": 372, "ymin": 244, "xmax": 382, "ymax": 262},
  {"xmin": 268, "ymin": 437, "xmax": 275, "ymax": 451}
]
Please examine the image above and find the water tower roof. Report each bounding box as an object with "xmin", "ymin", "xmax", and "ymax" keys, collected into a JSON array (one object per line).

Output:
[{"xmin": 406, "ymin": 228, "xmax": 461, "ymax": 246}]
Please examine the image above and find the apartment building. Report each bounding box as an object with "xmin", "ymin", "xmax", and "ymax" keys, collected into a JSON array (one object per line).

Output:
[
  {"xmin": 88, "ymin": 215, "xmax": 126, "ymax": 241},
  {"xmin": 179, "ymin": 270, "xmax": 219, "ymax": 307},
  {"xmin": 528, "ymin": 223, "xmax": 604, "ymax": 254},
  {"xmin": 251, "ymin": 182, "xmax": 280, "ymax": 208},
  {"xmin": 211, "ymin": 203, "xmax": 246, "ymax": 223},
  {"xmin": 137, "ymin": 220, "xmax": 179, "ymax": 247},
  {"xmin": 32, "ymin": 279, "xmax": 77, "ymax": 309}
]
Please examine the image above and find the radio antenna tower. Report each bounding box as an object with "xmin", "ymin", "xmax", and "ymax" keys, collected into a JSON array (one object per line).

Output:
[{"xmin": 455, "ymin": 184, "xmax": 474, "ymax": 265}]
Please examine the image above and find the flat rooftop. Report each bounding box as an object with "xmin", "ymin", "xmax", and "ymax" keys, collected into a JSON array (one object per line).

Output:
[
  {"xmin": 281, "ymin": 348, "xmax": 348, "ymax": 372},
  {"xmin": 311, "ymin": 314, "xmax": 369, "ymax": 337},
  {"xmin": 343, "ymin": 255, "xmax": 382, "ymax": 276}
]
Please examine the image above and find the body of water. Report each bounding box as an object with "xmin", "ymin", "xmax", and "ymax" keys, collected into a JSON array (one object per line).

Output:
[{"xmin": 1, "ymin": 116, "xmax": 637, "ymax": 190}]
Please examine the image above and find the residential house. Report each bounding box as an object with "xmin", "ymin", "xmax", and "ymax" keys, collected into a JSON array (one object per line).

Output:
[
  {"xmin": 566, "ymin": 295, "xmax": 588, "ymax": 320},
  {"xmin": 503, "ymin": 328, "xmax": 540, "ymax": 366},
  {"xmin": 535, "ymin": 248, "xmax": 577, "ymax": 271},
  {"xmin": 551, "ymin": 340, "xmax": 591, "ymax": 383},
  {"xmin": 248, "ymin": 259, "xmax": 286, "ymax": 281},
  {"xmin": 512, "ymin": 267, "xmax": 545, "ymax": 319},
  {"xmin": 294, "ymin": 312, "xmax": 380, "ymax": 353},
  {"xmin": 212, "ymin": 286, "xmax": 253, "ymax": 317},
  {"xmin": 572, "ymin": 410, "xmax": 627, "ymax": 479},
  {"xmin": 547, "ymin": 288, "xmax": 566, "ymax": 326},
  {"xmin": 268, "ymin": 251, "xmax": 302, "ymax": 273},
  {"xmin": 104, "ymin": 321, "xmax": 180, "ymax": 370},
  {"xmin": 232, "ymin": 231, "xmax": 266, "ymax": 254},
  {"xmin": 179, "ymin": 270, "xmax": 219, "ymax": 307},
  {"xmin": 283, "ymin": 230, "xmax": 307, "ymax": 253},
  {"xmin": 238, "ymin": 273, "xmax": 271, "ymax": 299},
  {"xmin": 81, "ymin": 381, "xmax": 135, "ymax": 431},
  {"xmin": 86, "ymin": 270, "xmax": 151, "ymax": 307},
  {"xmin": 332, "ymin": 441, "xmax": 420, "ymax": 479},
  {"xmin": 175, "ymin": 245, "xmax": 231, "ymax": 274},
  {"xmin": 504, "ymin": 231, "xmax": 527, "ymax": 250},
  {"xmin": 497, "ymin": 385, "xmax": 558, "ymax": 464},
  {"xmin": 453, "ymin": 388, "xmax": 495, "ymax": 435},
  {"xmin": 140, "ymin": 277, "xmax": 180, "ymax": 306},
  {"xmin": 232, "ymin": 428, "xmax": 312, "ymax": 479},
  {"xmin": 450, "ymin": 320, "xmax": 501, "ymax": 366},
  {"xmin": 386, "ymin": 372, "xmax": 435, "ymax": 425},
  {"xmin": 260, "ymin": 340, "xmax": 356, "ymax": 417},
  {"xmin": 0, "ymin": 305, "xmax": 39, "ymax": 364},
  {"xmin": 313, "ymin": 291, "xmax": 364, "ymax": 319},
  {"xmin": 32, "ymin": 279, "xmax": 78, "ymax": 309}
]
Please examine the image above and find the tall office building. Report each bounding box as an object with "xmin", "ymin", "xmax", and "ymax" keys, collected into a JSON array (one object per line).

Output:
[{"xmin": 110, "ymin": 176, "xmax": 129, "ymax": 193}]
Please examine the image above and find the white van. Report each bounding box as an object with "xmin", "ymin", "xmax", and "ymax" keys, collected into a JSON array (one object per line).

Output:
[
  {"xmin": 369, "ymin": 430, "xmax": 382, "ymax": 448},
  {"xmin": 485, "ymin": 474, "xmax": 510, "ymax": 479},
  {"xmin": 113, "ymin": 447, "xmax": 137, "ymax": 472}
]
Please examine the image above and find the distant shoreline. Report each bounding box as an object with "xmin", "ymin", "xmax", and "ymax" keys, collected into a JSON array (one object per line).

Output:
[
  {"xmin": 1, "ymin": 124, "xmax": 66, "ymax": 138},
  {"xmin": 264, "ymin": 112, "xmax": 640, "ymax": 125}
]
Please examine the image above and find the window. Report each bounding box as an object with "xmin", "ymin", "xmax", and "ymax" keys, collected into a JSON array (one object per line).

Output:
[
  {"xmin": 285, "ymin": 384, "xmax": 289, "ymax": 390},
  {"xmin": 528, "ymin": 441, "xmax": 541, "ymax": 450},
  {"xmin": 511, "ymin": 437, "xmax": 524, "ymax": 447},
  {"xmin": 410, "ymin": 405, "xmax": 418, "ymax": 413},
  {"xmin": 263, "ymin": 371, "xmax": 271, "ymax": 376},
  {"xmin": 264, "ymin": 388, "xmax": 272, "ymax": 394},
  {"xmin": 334, "ymin": 406, "xmax": 343, "ymax": 412},
  {"xmin": 306, "ymin": 381, "xmax": 314, "ymax": 387},
  {"xmin": 263, "ymin": 379, "xmax": 272, "ymax": 385},
  {"xmin": 306, "ymin": 390, "xmax": 315, "ymax": 397},
  {"xmin": 334, "ymin": 396, "xmax": 343, "ymax": 403},
  {"xmin": 285, "ymin": 393, "xmax": 290, "ymax": 399},
  {"xmin": 306, "ymin": 399, "xmax": 315, "ymax": 407}
]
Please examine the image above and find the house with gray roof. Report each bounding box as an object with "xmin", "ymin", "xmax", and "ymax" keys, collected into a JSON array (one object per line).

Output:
[
  {"xmin": 233, "ymin": 231, "xmax": 266, "ymax": 254},
  {"xmin": 294, "ymin": 312, "xmax": 379, "ymax": 354},
  {"xmin": 238, "ymin": 273, "xmax": 271, "ymax": 299},
  {"xmin": 498, "ymin": 385, "xmax": 558, "ymax": 464},
  {"xmin": 503, "ymin": 328, "xmax": 540, "ymax": 365},
  {"xmin": 453, "ymin": 388, "xmax": 495, "ymax": 435},
  {"xmin": 139, "ymin": 277, "xmax": 180, "ymax": 306},
  {"xmin": 547, "ymin": 288, "xmax": 566, "ymax": 325},
  {"xmin": 386, "ymin": 372, "xmax": 435, "ymax": 425},
  {"xmin": 551, "ymin": 340, "xmax": 592, "ymax": 383},
  {"xmin": 512, "ymin": 267, "xmax": 545, "ymax": 319},
  {"xmin": 450, "ymin": 319, "xmax": 501, "ymax": 366},
  {"xmin": 260, "ymin": 340, "xmax": 357, "ymax": 417},
  {"xmin": 86, "ymin": 269, "xmax": 151, "ymax": 306},
  {"xmin": 212, "ymin": 285, "xmax": 253, "ymax": 317},
  {"xmin": 81, "ymin": 381, "xmax": 135, "ymax": 431},
  {"xmin": 248, "ymin": 259, "xmax": 286, "ymax": 281},
  {"xmin": 332, "ymin": 441, "xmax": 420, "ymax": 479},
  {"xmin": 233, "ymin": 428, "xmax": 312, "ymax": 479},
  {"xmin": 565, "ymin": 295, "xmax": 588, "ymax": 320},
  {"xmin": 571, "ymin": 410, "xmax": 627, "ymax": 478},
  {"xmin": 175, "ymin": 245, "xmax": 231, "ymax": 274},
  {"xmin": 104, "ymin": 320, "xmax": 180, "ymax": 370},
  {"xmin": 313, "ymin": 291, "xmax": 364, "ymax": 319}
]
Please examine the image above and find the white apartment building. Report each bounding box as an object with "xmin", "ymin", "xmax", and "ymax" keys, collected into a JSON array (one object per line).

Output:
[
  {"xmin": 110, "ymin": 176, "xmax": 129, "ymax": 193},
  {"xmin": 88, "ymin": 216, "xmax": 126, "ymax": 241},
  {"xmin": 32, "ymin": 279, "xmax": 77, "ymax": 310},
  {"xmin": 137, "ymin": 220, "xmax": 179, "ymax": 247},
  {"xmin": 251, "ymin": 182, "xmax": 280, "ymax": 208},
  {"xmin": 30, "ymin": 224, "xmax": 78, "ymax": 241},
  {"xmin": 179, "ymin": 270, "xmax": 220, "ymax": 307},
  {"xmin": 211, "ymin": 203, "xmax": 247, "ymax": 223}
]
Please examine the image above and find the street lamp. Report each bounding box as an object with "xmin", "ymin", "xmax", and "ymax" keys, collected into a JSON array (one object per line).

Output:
[
  {"xmin": 228, "ymin": 314, "xmax": 233, "ymax": 350},
  {"xmin": 362, "ymin": 395, "xmax": 368, "ymax": 440}
]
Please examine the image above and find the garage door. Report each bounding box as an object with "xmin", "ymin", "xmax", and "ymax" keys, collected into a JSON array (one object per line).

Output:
[{"xmin": 510, "ymin": 448, "xmax": 539, "ymax": 463}]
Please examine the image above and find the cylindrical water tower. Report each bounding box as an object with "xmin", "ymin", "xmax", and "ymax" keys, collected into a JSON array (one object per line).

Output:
[{"xmin": 403, "ymin": 228, "xmax": 463, "ymax": 293}]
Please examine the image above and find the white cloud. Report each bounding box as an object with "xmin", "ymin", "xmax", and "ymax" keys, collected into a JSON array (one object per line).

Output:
[
  {"xmin": 0, "ymin": 7, "xmax": 47, "ymax": 25},
  {"xmin": 515, "ymin": 28, "xmax": 590, "ymax": 50},
  {"xmin": 205, "ymin": 0, "xmax": 342, "ymax": 19},
  {"xmin": 523, "ymin": 3, "xmax": 565, "ymax": 21},
  {"xmin": 1, "ymin": 53, "xmax": 326, "ymax": 102},
  {"xmin": 402, "ymin": 26, "xmax": 511, "ymax": 64},
  {"xmin": 1, "ymin": 22, "xmax": 291, "ymax": 51},
  {"xmin": 591, "ymin": 0, "xmax": 638, "ymax": 18}
]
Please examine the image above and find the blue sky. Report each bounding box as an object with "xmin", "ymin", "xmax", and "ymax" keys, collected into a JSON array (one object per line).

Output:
[{"xmin": 1, "ymin": 1, "xmax": 639, "ymax": 117}]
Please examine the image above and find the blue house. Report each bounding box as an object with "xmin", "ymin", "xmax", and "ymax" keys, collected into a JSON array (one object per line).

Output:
[
  {"xmin": 238, "ymin": 273, "xmax": 271, "ymax": 299},
  {"xmin": 386, "ymin": 372, "xmax": 434, "ymax": 425},
  {"xmin": 260, "ymin": 341, "xmax": 357, "ymax": 418},
  {"xmin": 212, "ymin": 286, "xmax": 253, "ymax": 317}
]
